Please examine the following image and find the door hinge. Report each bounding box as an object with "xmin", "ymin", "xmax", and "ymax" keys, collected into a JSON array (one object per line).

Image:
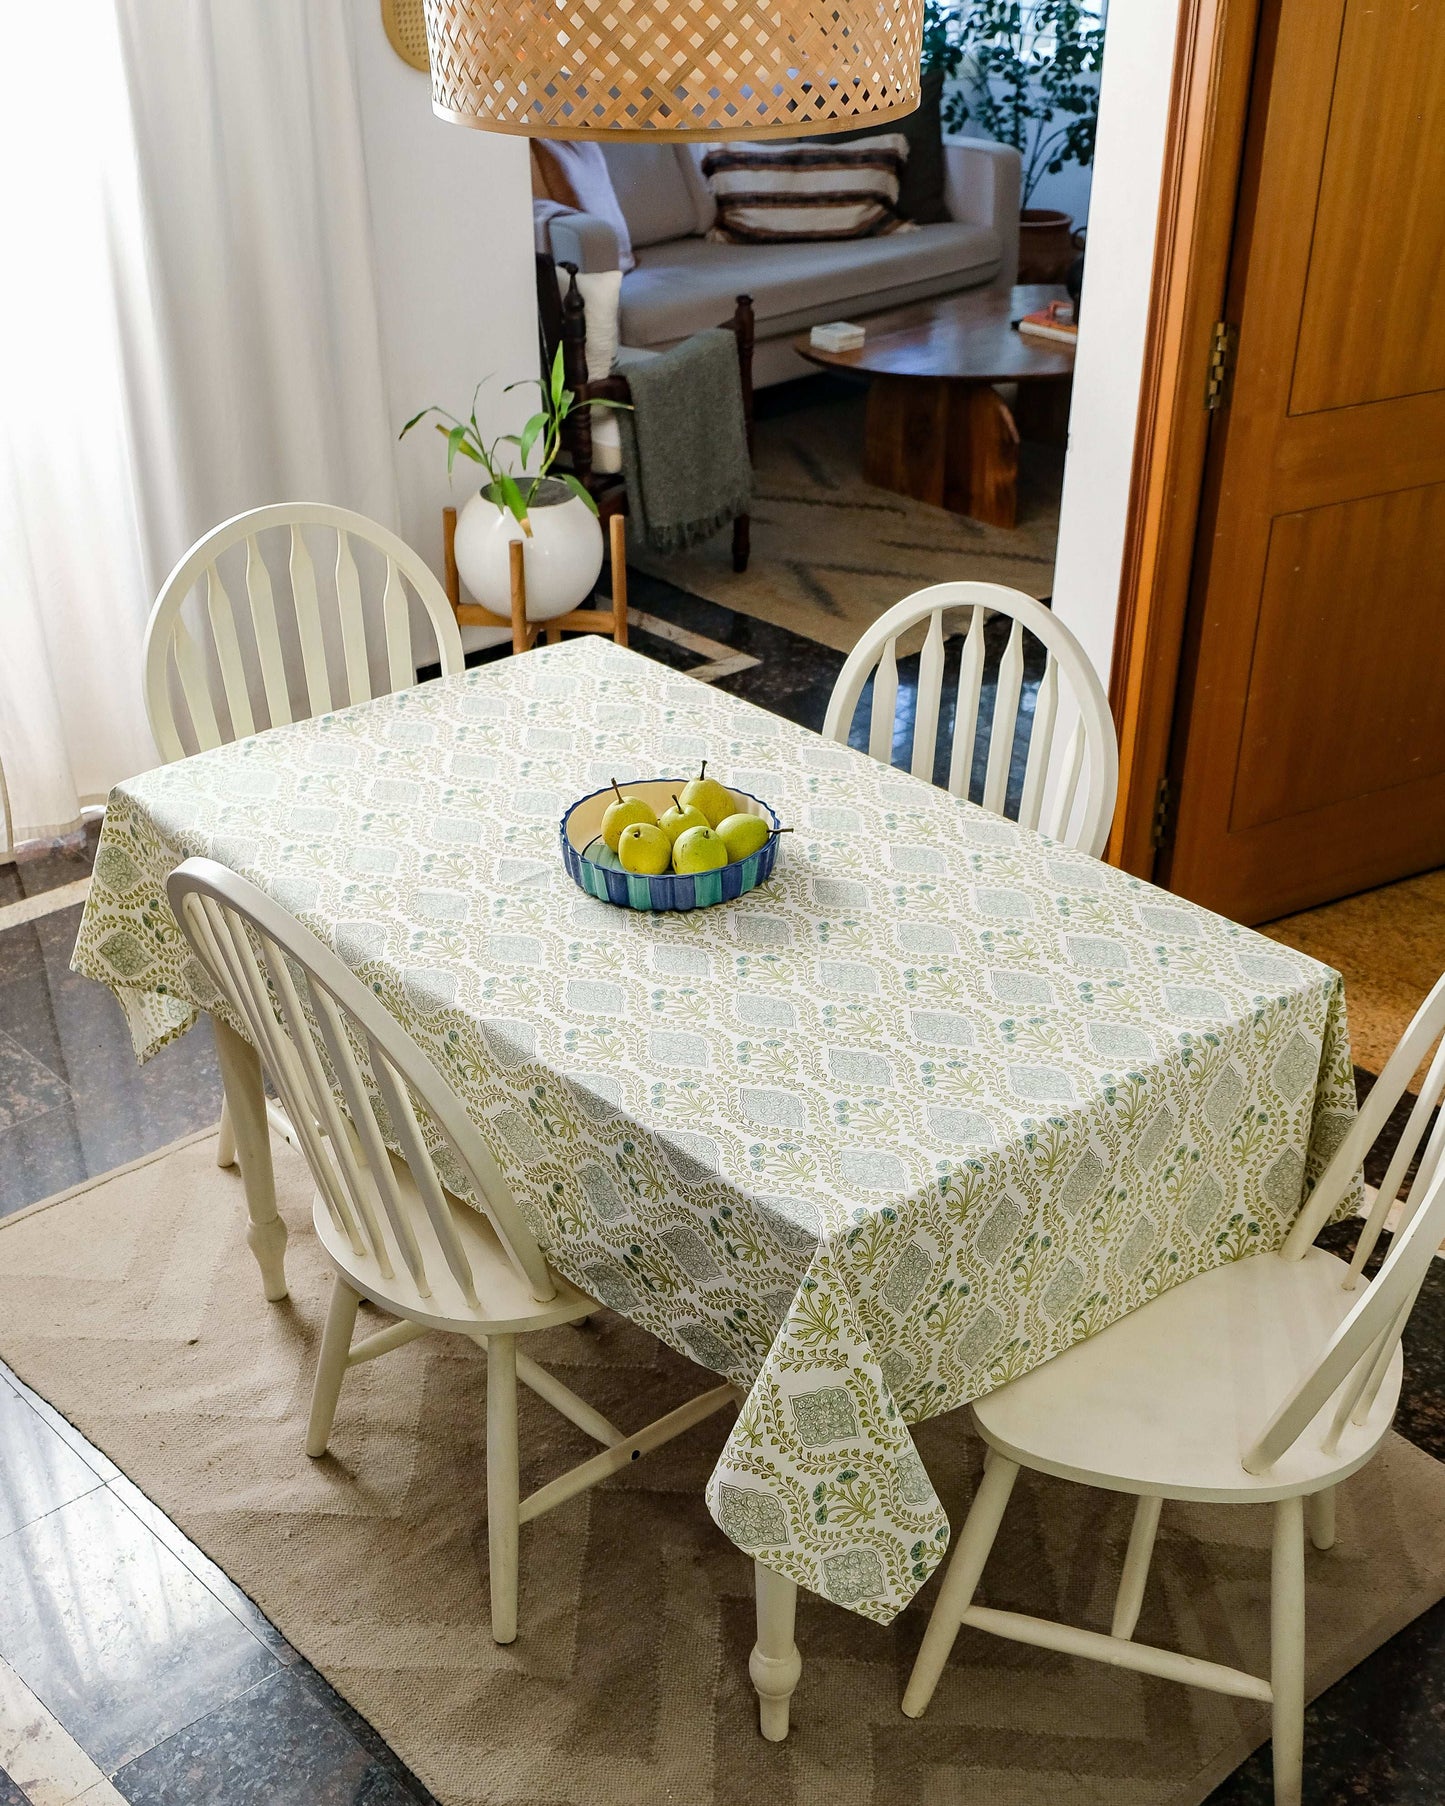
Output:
[
  {"xmin": 1205, "ymin": 321, "xmax": 1238, "ymax": 411},
  {"xmin": 1151, "ymin": 774, "xmax": 1178, "ymax": 849}
]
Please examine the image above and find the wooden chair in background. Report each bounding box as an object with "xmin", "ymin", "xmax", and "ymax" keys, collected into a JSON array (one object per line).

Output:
[{"xmin": 537, "ymin": 252, "xmax": 756, "ymax": 575}]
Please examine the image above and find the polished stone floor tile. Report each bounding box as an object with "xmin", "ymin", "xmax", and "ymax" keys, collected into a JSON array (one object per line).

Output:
[
  {"xmin": 0, "ymin": 918, "xmax": 46, "ymax": 986},
  {"xmin": 0, "ymin": 1368, "xmax": 120, "ymax": 1485},
  {"xmin": 111, "ymin": 1668, "xmax": 432, "ymax": 1806},
  {"xmin": 0, "ymin": 907, "xmax": 223, "ymax": 1220},
  {"xmin": 0, "ymin": 1381, "xmax": 105, "ymax": 1541},
  {"xmin": 286, "ymin": 1666, "xmax": 440, "ymax": 1806},
  {"xmin": 106, "ymin": 1479, "xmax": 297, "ymax": 1668},
  {"xmin": 0, "ymin": 1646, "xmax": 127, "ymax": 1806},
  {"xmin": 0, "ymin": 1032, "xmax": 68, "ymax": 1137},
  {"xmin": 0, "ymin": 1766, "xmax": 28, "ymax": 1806},
  {"xmin": 0, "ymin": 1487, "xmax": 278, "ymax": 1775},
  {"xmin": 9, "ymin": 823, "xmax": 100, "ymax": 902}
]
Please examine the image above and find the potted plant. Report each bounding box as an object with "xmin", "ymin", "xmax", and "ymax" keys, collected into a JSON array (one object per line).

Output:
[
  {"xmin": 402, "ymin": 347, "xmax": 628, "ymax": 624},
  {"xmin": 925, "ymin": 0, "xmax": 1105, "ymax": 282}
]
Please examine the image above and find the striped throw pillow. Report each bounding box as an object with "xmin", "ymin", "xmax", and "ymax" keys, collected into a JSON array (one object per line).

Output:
[{"xmin": 701, "ymin": 136, "xmax": 915, "ymax": 244}]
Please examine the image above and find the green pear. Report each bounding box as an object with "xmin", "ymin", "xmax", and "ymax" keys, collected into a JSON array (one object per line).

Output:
[
  {"xmin": 617, "ymin": 821, "xmax": 672, "ymax": 875},
  {"xmin": 717, "ymin": 812, "xmax": 773, "ymax": 862},
  {"xmin": 600, "ymin": 779, "xmax": 657, "ymax": 852},
  {"xmin": 679, "ymin": 760, "xmax": 737, "ymax": 829},
  {"xmin": 671, "ymin": 824, "xmax": 728, "ymax": 874},
  {"xmin": 658, "ymin": 793, "xmax": 710, "ymax": 846}
]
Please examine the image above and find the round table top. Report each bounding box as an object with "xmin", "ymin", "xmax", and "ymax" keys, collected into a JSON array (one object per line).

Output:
[{"xmin": 795, "ymin": 282, "xmax": 1076, "ymax": 384}]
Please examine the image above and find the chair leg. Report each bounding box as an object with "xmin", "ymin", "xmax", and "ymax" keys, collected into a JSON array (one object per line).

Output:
[
  {"xmin": 902, "ymin": 1453, "xmax": 1020, "ymax": 1718},
  {"xmin": 306, "ymin": 1277, "xmax": 361, "ymax": 1458},
  {"xmin": 1111, "ymin": 1494, "xmax": 1163, "ymax": 1640},
  {"xmin": 1271, "ymin": 1495, "xmax": 1306, "ymax": 1806},
  {"xmin": 751, "ymin": 1561, "xmax": 801, "ymax": 1742},
  {"xmin": 216, "ymin": 1098, "xmax": 236, "ymax": 1169},
  {"xmin": 1306, "ymin": 1486, "xmax": 1336, "ymax": 1552},
  {"xmin": 731, "ymin": 513, "xmax": 750, "ymax": 573},
  {"xmin": 487, "ymin": 1331, "xmax": 520, "ymax": 1645},
  {"xmin": 213, "ymin": 1017, "xmax": 287, "ymax": 1301}
]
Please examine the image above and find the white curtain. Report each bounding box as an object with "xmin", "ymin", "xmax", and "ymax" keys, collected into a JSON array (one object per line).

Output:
[{"xmin": 0, "ymin": 1, "xmax": 397, "ymax": 849}]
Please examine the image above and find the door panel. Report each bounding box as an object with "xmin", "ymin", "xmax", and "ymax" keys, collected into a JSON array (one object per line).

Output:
[
  {"xmin": 1233, "ymin": 482, "xmax": 1445, "ymax": 829},
  {"xmin": 1291, "ymin": 0, "xmax": 1445, "ymax": 413},
  {"xmin": 1164, "ymin": 0, "xmax": 1445, "ymax": 923}
]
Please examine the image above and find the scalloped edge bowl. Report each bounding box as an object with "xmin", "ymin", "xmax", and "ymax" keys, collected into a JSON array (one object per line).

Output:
[{"xmin": 560, "ymin": 779, "xmax": 781, "ymax": 911}]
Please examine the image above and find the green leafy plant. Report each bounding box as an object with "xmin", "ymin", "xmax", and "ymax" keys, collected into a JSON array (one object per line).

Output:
[
  {"xmin": 923, "ymin": 1, "xmax": 1106, "ymax": 210},
  {"xmin": 400, "ymin": 345, "xmax": 628, "ymax": 536}
]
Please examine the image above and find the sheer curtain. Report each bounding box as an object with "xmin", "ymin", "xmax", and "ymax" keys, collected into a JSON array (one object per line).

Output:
[{"xmin": 0, "ymin": 1, "xmax": 397, "ymax": 850}]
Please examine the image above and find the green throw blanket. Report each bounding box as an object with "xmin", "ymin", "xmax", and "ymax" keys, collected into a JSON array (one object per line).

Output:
[{"xmin": 616, "ymin": 329, "xmax": 751, "ymax": 555}]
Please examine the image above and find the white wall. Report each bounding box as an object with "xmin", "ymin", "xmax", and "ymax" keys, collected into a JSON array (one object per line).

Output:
[
  {"xmin": 349, "ymin": 5, "xmax": 537, "ymax": 571},
  {"xmin": 1049, "ymin": 0, "xmax": 1181, "ymax": 684}
]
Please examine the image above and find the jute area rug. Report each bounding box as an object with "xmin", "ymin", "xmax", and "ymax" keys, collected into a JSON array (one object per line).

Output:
[
  {"xmin": 4, "ymin": 1133, "xmax": 1445, "ymax": 1806},
  {"xmin": 630, "ymin": 386, "xmax": 1061, "ymax": 655}
]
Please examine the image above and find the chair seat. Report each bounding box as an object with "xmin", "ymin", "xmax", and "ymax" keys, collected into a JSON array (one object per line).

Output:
[
  {"xmin": 972, "ymin": 1246, "xmax": 1402, "ymax": 1502},
  {"xmin": 312, "ymin": 1149, "xmax": 595, "ymax": 1338}
]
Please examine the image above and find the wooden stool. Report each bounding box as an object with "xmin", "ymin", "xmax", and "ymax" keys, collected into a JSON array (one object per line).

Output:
[{"xmin": 442, "ymin": 507, "xmax": 628, "ymax": 656}]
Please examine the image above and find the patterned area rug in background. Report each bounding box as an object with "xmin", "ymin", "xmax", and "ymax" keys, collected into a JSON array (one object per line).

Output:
[
  {"xmin": 5, "ymin": 1134, "xmax": 1445, "ymax": 1806},
  {"xmin": 630, "ymin": 386, "xmax": 1062, "ymax": 655}
]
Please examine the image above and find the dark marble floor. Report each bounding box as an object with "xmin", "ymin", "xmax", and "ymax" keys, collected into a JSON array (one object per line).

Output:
[
  {"xmin": 0, "ymin": 884, "xmax": 224, "ymax": 1218},
  {"xmin": 0, "ymin": 582, "xmax": 1440, "ymax": 1804}
]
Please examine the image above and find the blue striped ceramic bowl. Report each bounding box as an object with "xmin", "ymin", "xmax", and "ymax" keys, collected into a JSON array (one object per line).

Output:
[{"xmin": 560, "ymin": 779, "xmax": 781, "ymax": 912}]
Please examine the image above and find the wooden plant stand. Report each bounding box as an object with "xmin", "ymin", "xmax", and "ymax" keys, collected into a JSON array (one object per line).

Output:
[{"xmin": 442, "ymin": 506, "xmax": 629, "ymax": 655}]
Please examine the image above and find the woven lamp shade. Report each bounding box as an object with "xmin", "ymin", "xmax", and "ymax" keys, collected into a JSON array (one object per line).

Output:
[{"xmin": 424, "ymin": 1, "xmax": 925, "ymax": 141}]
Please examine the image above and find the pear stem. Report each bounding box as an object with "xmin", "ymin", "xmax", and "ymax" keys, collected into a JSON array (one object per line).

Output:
[
  {"xmin": 611, "ymin": 779, "xmax": 625, "ymax": 804},
  {"xmin": 672, "ymin": 795, "xmax": 685, "ymax": 811},
  {"xmin": 699, "ymin": 759, "xmax": 707, "ymax": 781},
  {"xmin": 773, "ymin": 826, "xmax": 794, "ymax": 835}
]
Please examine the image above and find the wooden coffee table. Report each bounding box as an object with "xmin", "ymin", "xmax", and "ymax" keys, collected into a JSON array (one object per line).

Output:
[{"xmin": 795, "ymin": 283, "xmax": 1075, "ymax": 529}]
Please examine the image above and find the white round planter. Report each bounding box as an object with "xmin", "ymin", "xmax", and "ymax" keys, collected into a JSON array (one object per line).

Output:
[{"xmin": 454, "ymin": 477, "xmax": 603, "ymax": 651}]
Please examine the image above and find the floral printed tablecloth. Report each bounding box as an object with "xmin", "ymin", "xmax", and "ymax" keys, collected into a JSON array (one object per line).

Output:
[{"xmin": 74, "ymin": 637, "xmax": 1358, "ymax": 1622}]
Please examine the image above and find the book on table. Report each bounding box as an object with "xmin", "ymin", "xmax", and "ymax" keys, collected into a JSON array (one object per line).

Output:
[{"xmin": 1018, "ymin": 300, "xmax": 1078, "ymax": 345}]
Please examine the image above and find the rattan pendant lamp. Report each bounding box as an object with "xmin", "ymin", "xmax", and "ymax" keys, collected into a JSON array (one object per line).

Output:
[{"xmin": 424, "ymin": 1, "xmax": 924, "ymax": 140}]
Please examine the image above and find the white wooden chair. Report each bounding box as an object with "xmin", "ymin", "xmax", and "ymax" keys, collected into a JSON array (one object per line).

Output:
[
  {"xmin": 166, "ymin": 856, "xmax": 736, "ymax": 1644},
  {"xmin": 821, "ymin": 582, "xmax": 1118, "ymax": 858},
  {"xmin": 902, "ymin": 971, "xmax": 1445, "ymax": 1806},
  {"xmin": 143, "ymin": 502, "xmax": 465, "ymax": 763},
  {"xmin": 144, "ymin": 504, "xmax": 466, "ymax": 1171}
]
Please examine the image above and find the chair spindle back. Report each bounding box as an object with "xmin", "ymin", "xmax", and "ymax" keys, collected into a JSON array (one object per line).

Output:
[
  {"xmin": 1248, "ymin": 970, "xmax": 1445, "ymax": 1473},
  {"xmin": 821, "ymin": 582, "xmax": 1118, "ymax": 857},
  {"xmin": 166, "ymin": 858, "xmax": 555, "ymax": 1307},
  {"xmin": 145, "ymin": 504, "xmax": 465, "ymax": 762}
]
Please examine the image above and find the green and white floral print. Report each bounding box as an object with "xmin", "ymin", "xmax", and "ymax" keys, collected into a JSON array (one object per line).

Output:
[{"xmin": 74, "ymin": 639, "xmax": 1358, "ymax": 1621}]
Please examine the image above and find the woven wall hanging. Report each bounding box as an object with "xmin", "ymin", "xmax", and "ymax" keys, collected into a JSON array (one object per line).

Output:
[
  {"xmin": 423, "ymin": 1, "xmax": 925, "ymax": 141},
  {"xmin": 383, "ymin": 0, "xmax": 430, "ymax": 71}
]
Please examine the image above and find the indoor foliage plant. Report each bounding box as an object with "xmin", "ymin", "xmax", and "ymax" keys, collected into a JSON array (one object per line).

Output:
[
  {"xmin": 924, "ymin": 0, "xmax": 1105, "ymax": 280},
  {"xmin": 402, "ymin": 346, "xmax": 627, "ymax": 624}
]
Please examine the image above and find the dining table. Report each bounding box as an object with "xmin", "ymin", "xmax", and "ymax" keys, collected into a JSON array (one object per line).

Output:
[{"xmin": 73, "ymin": 634, "xmax": 1359, "ymax": 1738}]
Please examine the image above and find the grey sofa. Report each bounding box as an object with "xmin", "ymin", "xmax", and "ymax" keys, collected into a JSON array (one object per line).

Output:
[{"xmin": 543, "ymin": 138, "xmax": 1022, "ymax": 387}]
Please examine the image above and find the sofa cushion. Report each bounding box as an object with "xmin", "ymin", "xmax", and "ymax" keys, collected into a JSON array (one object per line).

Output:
[
  {"xmin": 701, "ymin": 136, "xmax": 913, "ymax": 244},
  {"xmin": 602, "ymin": 143, "xmax": 701, "ymax": 248},
  {"xmin": 819, "ymin": 66, "xmax": 950, "ymax": 224},
  {"xmin": 620, "ymin": 221, "xmax": 1002, "ymax": 347}
]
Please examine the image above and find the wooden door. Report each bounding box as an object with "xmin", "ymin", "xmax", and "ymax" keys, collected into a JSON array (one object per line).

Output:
[{"xmin": 1161, "ymin": 0, "xmax": 1445, "ymax": 924}]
